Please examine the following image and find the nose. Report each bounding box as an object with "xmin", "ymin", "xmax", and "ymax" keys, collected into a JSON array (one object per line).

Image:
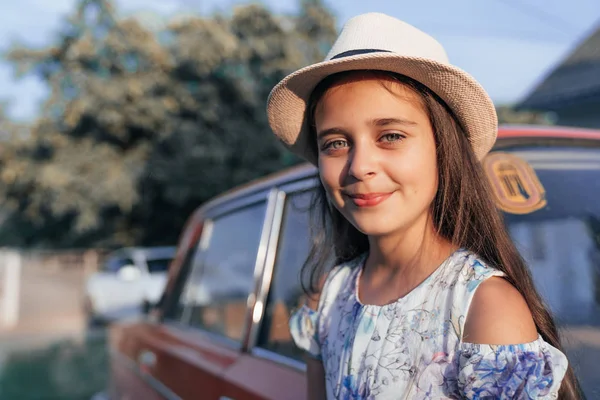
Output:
[{"xmin": 347, "ymin": 141, "xmax": 378, "ymax": 181}]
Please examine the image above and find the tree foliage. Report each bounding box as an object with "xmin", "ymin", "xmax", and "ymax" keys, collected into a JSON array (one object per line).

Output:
[{"xmin": 1, "ymin": 0, "xmax": 336, "ymax": 248}]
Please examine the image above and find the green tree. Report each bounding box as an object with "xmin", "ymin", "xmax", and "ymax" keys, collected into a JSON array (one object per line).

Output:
[{"xmin": 1, "ymin": 0, "xmax": 336, "ymax": 248}]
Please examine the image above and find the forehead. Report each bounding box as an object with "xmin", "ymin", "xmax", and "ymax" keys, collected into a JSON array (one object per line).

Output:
[{"xmin": 314, "ymin": 73, "xmax": 427, "ymax": 121}]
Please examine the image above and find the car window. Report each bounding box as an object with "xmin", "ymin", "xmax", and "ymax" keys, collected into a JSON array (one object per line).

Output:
[
  {"xmin": 102, "ymin": 256, "xmax": 135, "ymax": 273},
  {"xmin": 164, "ymin": 240, "xmax": 205, "ymax": 321},
  {"xmin": 499, "ymin": 146, "xmax": 600, "ymax": 324},
  {"xmin": 146, "ymin": 257, "xmax": 173, "ymax": 273},
  {"xmin": 258, "ymin": 190, "xmax": 315, "ymax": 361},
  {"xmin": 179, "ymin": 202, "xmax": 267, "ymax": 342},
  {"xmin": 493, "ymin": 145, "xmax": 600, "ymax": 397}
]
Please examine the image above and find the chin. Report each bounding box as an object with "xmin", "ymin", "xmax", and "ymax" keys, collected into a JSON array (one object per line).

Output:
[{"xmin": 346, "ymin": 215, "xmax": 401, "ymax": 237}]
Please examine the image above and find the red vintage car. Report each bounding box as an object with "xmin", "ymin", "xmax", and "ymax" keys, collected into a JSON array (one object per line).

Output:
[{"xmin": 104, "ymin": 125, "xmax": 600, "ymax": 399}]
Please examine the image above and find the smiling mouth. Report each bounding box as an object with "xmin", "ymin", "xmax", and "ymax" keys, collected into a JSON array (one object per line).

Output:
[{"xmin": 344, "ymin": 192, "xmax": 393, "ymax": 207}]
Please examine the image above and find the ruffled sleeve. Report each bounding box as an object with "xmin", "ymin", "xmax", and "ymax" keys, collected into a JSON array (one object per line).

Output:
[
  {"xmin": 289, "ymin": 304, "xmax": 322, "ymax": 360},
  {"xmin": 457, "ymin": 335, "xmax": 568, "ymax": 399}
]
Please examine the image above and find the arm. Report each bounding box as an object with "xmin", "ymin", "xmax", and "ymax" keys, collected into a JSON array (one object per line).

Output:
[
  {"xmin": 306, "ymin": 357, "xmax": 327, "ymax": 400},
  {"xmin": 463, "ymin": 276, "xmax": 538, "ymax": 344}
]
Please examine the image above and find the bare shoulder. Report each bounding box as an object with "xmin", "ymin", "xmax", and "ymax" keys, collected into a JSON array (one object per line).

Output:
[{"xmin": 463, "ymin": 276, "xmax": 538, "ymax": 345}]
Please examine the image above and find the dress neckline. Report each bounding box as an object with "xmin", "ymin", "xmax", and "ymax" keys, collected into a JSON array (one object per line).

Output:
[{"xmin": 352, "ymin": 248, "xmax": 465, "ymax": 308}]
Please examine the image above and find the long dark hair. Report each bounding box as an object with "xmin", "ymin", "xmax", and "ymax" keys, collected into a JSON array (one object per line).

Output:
[{"xmin": 301, "ymin": 70, "xmax": 583, "ymax": 399}]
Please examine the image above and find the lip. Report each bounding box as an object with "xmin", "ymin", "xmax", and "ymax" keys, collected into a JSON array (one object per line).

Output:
[{"xmin": 345, "ymin": 192, "xmax": 393, "ymax": 207}]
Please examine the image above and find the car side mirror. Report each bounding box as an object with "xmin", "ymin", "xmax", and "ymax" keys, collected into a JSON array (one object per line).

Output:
[{"xmin": 118, "ymin": 265, "xmax": 141, "ymax": 281}]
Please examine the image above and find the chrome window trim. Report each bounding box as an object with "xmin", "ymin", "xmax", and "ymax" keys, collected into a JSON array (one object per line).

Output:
[
  {"xmin": 111, "ymin": 349, "xmax": 183, "ymax": 400},
  {"xmin": 246, "ymin": 178, "xmax": 319, "ymax": 368},
  {"xmin": 245, "ymin": 189, "xmax": 287, "ymax": 350},
  {"xmin": 241, "ymin": 188, "xmax": 281, "ymax": 350}
]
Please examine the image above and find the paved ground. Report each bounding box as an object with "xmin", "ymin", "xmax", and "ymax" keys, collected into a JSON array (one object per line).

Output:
[
  {"xmin": 0, "ymin": 262, "xmax": 106, "ymax": 400},
  {"xmin": 0, "ymin": 329, "xmax": 109, "ymax": 400}
]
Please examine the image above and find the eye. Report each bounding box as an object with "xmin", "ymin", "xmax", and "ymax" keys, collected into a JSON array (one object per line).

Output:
[
  {"xmin": 323, "ymin": 139, "xmax": 348, "ymax": 151},
  {"xmin": 379, "ymin": 133, "xmax": 405, "ymax": 143}
]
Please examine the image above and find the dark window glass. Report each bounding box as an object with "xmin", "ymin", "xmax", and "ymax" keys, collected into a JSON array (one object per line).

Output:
[
  {"xmin": 259, "ymin": 190, "xmax": 315, "ymax": 360},
  {"xmin": 179, "ymin": 203, "xmax": 267, "ymax": 342}
]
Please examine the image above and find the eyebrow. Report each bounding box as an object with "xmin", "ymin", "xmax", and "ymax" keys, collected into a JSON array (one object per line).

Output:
[
  {"xmin": 370, "ymin": 117, "xmax": 418, "ymax": 127},
  {"xmin": 316, "ymin": 117, "xmax": 418, "ymax": 139}
]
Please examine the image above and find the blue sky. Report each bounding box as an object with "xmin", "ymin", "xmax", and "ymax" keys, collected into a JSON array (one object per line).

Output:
[{"xmin": 0, "ymin": 0, "xmax": 598, "ymax": 121}]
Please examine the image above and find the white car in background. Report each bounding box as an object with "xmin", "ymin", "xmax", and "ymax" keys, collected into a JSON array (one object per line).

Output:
[{"xmin": 84, "ymin": 246, "xmax": 176, "ymax": 325}]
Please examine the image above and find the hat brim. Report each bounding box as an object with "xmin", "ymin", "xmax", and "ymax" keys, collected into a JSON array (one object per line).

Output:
[{"xmin": 267, "ymin": 52, "xmax": 497, "ymax": 165}]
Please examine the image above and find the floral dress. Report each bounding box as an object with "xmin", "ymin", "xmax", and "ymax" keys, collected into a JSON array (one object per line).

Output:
[{"xmin": 289, "ymin": 249, "xmax": 568, "ymax": 399}]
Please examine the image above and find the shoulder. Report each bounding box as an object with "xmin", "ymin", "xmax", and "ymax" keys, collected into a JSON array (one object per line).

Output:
[
  {"xmin": 307, "ymin": 254, "xmax": 365, "ymax": 309},
  {"xmin": 463, "ymin": 276, "xmax": 538, "ymax": 344},
  {"xmin": 324, "ymin": 254, "xmax": 365, "ymax": 290},
  {"xmin": 454, "ymin": 251, "xmax": 504, "ymax": 287}
]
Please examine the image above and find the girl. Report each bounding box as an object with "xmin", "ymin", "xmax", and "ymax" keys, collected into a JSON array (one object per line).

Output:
[{"xmin": 267, "ymin": 13, "xmax": 581, "ymax": 400}]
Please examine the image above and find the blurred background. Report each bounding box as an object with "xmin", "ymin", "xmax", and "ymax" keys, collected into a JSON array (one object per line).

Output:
[{"xmin": 0, "ymin": 0, "xmax": 598, "ymax": 399}]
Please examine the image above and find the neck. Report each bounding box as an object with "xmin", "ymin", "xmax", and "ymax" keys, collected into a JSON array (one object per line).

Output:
[{"xmin": 366, "ymin": 213, "xmax": 455, "ymax": 275}]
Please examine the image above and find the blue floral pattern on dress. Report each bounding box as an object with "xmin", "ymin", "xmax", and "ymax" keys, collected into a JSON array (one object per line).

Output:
[{"xmin": 289, "ymin": 250, "xmax": 568, "ymax": 399}]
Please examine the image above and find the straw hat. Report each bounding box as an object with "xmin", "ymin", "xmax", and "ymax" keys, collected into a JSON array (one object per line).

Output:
[{"xmin": 267, "ymin": 12, "xmax": 498, "ymax": 165}]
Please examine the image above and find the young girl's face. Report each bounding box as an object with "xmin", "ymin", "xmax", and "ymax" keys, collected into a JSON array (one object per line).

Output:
[{"xmin": 314, "ymin": 74, "xmax": 439, "ymax": 237}]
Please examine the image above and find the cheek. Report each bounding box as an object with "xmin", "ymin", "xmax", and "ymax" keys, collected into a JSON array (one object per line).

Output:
[
  {"xmin": 416, "ymin": 159, "xmax": 439, "ymax": 196},
  {"xmin": 390, "ymin": 146, "xmax": 438, "ymax": 193}
]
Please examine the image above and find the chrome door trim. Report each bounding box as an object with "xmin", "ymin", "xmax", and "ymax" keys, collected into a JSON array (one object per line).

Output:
[
  {"xmin": 245, "ymin": 189, "xmax": 287, "ymax": 351},
  {"xmin": 111, "ymin": 349, "xmax": 183, "ymax": 400},
  {"xmin": 165, "ymin": 319, "xmax": 244, "ymax": 351}
]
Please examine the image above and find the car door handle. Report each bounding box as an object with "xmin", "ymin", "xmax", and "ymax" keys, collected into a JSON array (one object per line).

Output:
[
  {"xmin": 219, "ymin": 397, "xmax": 235, "ymax": 400},
  {"xmin": 138, "ymin": 349, "xmax": 157, "ymax": 368}
]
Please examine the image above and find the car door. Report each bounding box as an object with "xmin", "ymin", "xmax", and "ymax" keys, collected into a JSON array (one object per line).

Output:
[
  {"xmin": 110, "ymin": 188, "xmax": 278, "ymax": 400},
  {"xmin": 220, "ymin": 179, "xmax": 319, "ymax": 400}
]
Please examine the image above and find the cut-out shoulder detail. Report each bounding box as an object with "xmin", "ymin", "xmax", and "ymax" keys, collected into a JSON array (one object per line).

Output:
[
  {"xmin": 463, "ymin": 276, "xmax": 538, "ymax": 345},
  {"xmin": 458, "ymin": 335, "xmax": 567, "ymax": 398}
]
